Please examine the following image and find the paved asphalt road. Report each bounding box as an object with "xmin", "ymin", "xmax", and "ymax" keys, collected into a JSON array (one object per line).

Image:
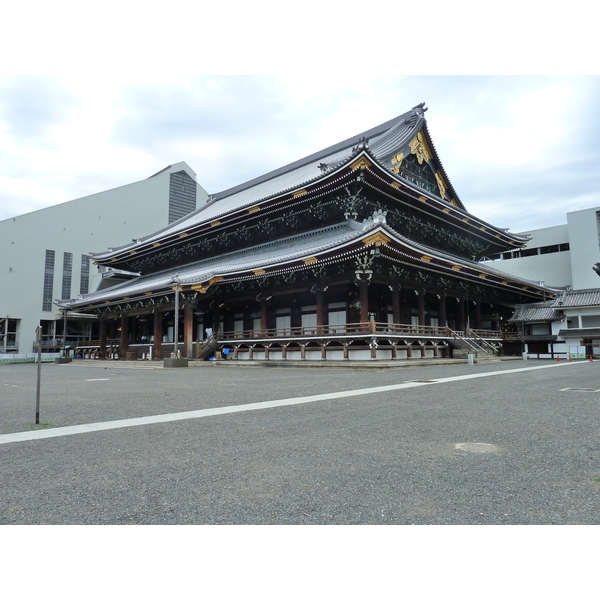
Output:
[{"xmin": 1, "ymin": 359, "xmax": 599, "ymax": 525}]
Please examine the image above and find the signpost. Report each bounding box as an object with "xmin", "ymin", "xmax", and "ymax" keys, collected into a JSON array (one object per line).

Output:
[{"xmin": 35, "ymin": 325, "xmax": 42, "ymax": 424}]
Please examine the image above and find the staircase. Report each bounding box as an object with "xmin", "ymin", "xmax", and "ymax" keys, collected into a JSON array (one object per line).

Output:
[
  {"xmin": 196, "ymin": 335, "xmax": 220, "ymax": 361},
  {"xmin": 448, "ymin": 329, "xmax": 500, "ymax": 363}
]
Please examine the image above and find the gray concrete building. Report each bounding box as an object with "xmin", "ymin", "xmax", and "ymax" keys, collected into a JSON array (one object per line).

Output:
[
  {"xmin": 482, "ymin": 205, "xmax": 600, "ymax": 290},
  {"xmin": 0, "ymin": 162, "xmax": 207, "ymax": 356},
  {"xmin": 482, "ymin": 205, "xmax": 600, "ymax": 358}
]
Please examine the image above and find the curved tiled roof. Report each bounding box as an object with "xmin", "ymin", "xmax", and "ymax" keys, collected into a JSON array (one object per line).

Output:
[
  {"xmin": 59, "ymin": 211, "xmax": 552, "ymax": 310},
  {"xmin": 89, "ymin": 108, "xmax": 423, "ymax": 258}
]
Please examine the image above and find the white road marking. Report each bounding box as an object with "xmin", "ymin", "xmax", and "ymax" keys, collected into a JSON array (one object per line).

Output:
[
  {"xmin": 0, "ymin": 361, "xmax": 586, "ymax": 445},
  {"xmin": 85, "ymin": 378, "xmax": 110, "ymax": 381}
]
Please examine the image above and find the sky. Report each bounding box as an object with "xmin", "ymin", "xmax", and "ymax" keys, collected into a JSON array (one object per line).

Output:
[{"xmin": 1, "ymin": 74, "xmax": 599, "ymax": 235}]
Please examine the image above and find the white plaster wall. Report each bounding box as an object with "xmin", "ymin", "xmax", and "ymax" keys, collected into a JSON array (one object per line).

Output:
[
  {"xmin": 567, "ymin": 207, "xmax": 600, "ymax": 290},
  {"xmin": 482, "ymin": 224, "xmax": 572, "ymax": 288},
  {"xmin": 0, "ymin": 163, "xmax": 207, "ymax": 353}
]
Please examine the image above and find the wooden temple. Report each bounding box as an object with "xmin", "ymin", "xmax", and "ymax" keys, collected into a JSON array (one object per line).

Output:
[{"xmin": 56, "ymin": 103, "xmax": 555, "ymax": 361}]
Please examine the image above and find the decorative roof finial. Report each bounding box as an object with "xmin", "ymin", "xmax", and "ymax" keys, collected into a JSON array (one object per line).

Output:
[{"xmin": 411, "ymin": 102, "xmax": 428, "ymax": 117}]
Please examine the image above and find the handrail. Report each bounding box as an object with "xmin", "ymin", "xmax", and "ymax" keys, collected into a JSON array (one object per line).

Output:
[
  {"xmin": 468, "ymin": 329, "xmax": 498, "ymax": 355},
  {"xmin": 217, "ymin": 322, "xmax": 460, "ymax": 341},
  {"xmin": 447, "ymin": 327, "xmax": 485, "ymax": 354}
]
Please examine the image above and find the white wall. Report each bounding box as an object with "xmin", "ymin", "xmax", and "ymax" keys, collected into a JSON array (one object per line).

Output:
[
  {"xmin": 482, "ymin": 224, "xmax": 572, "ymax": 288},
  {"xmin": 567, "ymin": 207, "xmax": 600, "ymax": 290},
  {"xmin": 0, "ymin": 163, "xmax": 207, "ymax": 353}
]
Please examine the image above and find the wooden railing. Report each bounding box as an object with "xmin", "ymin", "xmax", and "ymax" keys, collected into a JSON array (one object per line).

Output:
[
  {"xmin": 217, "ymin": 323, "xmax": 499, "ymax": 341},
  {"xmin": 74, "ymin": 325, "xmax": 503, "ymax": 358}
]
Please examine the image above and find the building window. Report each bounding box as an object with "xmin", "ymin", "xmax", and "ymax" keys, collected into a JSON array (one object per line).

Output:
[
  {"xmin": 520, "ymin": 248, "xmax": 539, "ymax": 257},
  {"xmin": 42, "ymin": 250, "xmax": 55, "ymax": 312},
  {"xmin": 62, "ymin": 252, "xmax": 73, "ymax": 300},
  {"xmin": 169, "ymin": 171, "xmax": 197, "ymax": 223},
  {"xmin": 80, "ymin": 255, "xmax": 90, "ymax": 295}
]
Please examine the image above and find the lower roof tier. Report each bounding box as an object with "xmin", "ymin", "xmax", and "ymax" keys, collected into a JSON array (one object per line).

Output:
[{"xmin": 58, "ymin": 213, "xmax": 554, "ymax": 313}]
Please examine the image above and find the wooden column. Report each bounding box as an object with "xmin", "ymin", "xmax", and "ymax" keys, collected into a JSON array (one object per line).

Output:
[
  {"xmin": 183, "ymin": 304, "xmax": 193, "ymax": 358},
  {"xmin": 260, "ymin": 299, "xmax": 268, "ymax": 335},
  {"xmin": 119, "ymin": 313, "xmax": 128, "ymax": 359},
  {"xmin": 392, "ymin": 286, "xmax": 401, "ymax": 325},
  {"xmin": 400, "ymin": 298, "xmax": 410, "ymax": 325},
  {"xmin": 438, "ymin": 294, "xmax": 447, "ymax": 328},
  {"xmin": 457, "ymin": 298, "xmax": 465, "ymax": 331},
  {"xmin": 153, "ymin": 310, "xmax": 162, "ymax": 360},
  {"xmin": 359, "ymin": 280, "xmax": 369, "ymax": 330},
  {"xmin": 417, "ymin": 292, "xmax": 425, "ymax": 327},
  {"xmin": 474, "ymin": 300, "xmax": 482, "ymax": 330},
  {"xmin": 316, "ymin": 288, "xmax": 326, "ymax": 334},
  {"xmin": 99, "ymin": 316, "xmax": 107, "ymax": 359}
]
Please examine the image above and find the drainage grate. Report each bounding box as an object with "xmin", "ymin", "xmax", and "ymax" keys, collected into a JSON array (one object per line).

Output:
[{"xmin": 560, "ymin": 388, "xmax": 600, "ymax": 393}]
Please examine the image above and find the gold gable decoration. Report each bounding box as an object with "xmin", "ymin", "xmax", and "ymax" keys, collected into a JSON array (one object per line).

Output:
[
  {"xmin": 389, "ymin": 152, "xmax": 404, "ymax": 175},
  {"xmin": 409, "ymin": 132, "xmax": 432, "ymax": 165},
  {"xmin": 434, "ymin": 171, "xmax": 447, "ymax": 199},
  {"xmin": 350, "ymin": 156, "xmax": 372, "ymax": 171},
  {"xmin": 362, "ymin": 232, "xmax": 391, "ymax": 247},
  {"xmin": 190, "ymin": 276, "xmax": 223, "ymax": 294}
]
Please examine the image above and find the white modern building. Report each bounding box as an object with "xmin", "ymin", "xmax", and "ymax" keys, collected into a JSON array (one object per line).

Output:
[
  {"xmin": 0, "ymin": 162, "xmax": 207, "ymax": 356},
  {"xmin": 483, "ymin": 205, "xmax": 600, "ymax": 358}
]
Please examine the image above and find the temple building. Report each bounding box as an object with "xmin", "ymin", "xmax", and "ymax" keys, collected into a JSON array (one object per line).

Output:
[{"xmin": 55, "ymin": 103, "xmax": 555, "ymax": 362}]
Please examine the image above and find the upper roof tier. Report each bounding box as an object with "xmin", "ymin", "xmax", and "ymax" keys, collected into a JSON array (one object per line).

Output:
[{"xmin": 89, "ymin": 103, "xmax": 527, "ymax": 262}]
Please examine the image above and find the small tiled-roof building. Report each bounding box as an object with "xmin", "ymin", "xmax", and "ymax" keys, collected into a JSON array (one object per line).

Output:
[{"xmin": 508, "ymin": 289, "xmax": 600, "ymax": 358}]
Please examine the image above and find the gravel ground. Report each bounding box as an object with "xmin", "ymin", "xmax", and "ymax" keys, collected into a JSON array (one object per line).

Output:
[{"xmin": 1, "ymin": 359, "xmax": 599, "ymax": 524}]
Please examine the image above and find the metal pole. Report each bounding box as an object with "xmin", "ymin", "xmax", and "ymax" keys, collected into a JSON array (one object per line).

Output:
[
  {"xmin": 62, "ymin": 309, "xmax": 67, "ymax": 357},
  {"xmin": 35, "ymin": 325, "xmax": 42, "ymax": 424},
  {"xmin": 173, "ymin": 275, "xmax": 180, "ymax": 359}
]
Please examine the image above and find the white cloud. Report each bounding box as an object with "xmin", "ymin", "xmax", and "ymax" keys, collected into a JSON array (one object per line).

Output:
[{"xmin": 0, "ymin": 75, "xmax": 599, "ymax": 236}]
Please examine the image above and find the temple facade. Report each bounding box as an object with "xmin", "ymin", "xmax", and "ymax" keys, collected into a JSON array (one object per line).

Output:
[{"xmin": 56, "ymin": 104, "xmax": 555, "ymax": 362}]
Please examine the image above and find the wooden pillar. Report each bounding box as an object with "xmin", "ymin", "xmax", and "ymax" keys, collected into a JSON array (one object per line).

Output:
[
  {"xmin": 316, "ymin": 289, "xmax": 326, "ymax": 334},
  {"xmin": 359, "ymin": 280, "xmax": 369, "ymax": 330},
  {"xmin": 153, "ymin": 310, "xmax": 162, "ymax": 360},
  {"xmin": 99, "ymin": 316, "xmax": 107, "ymax": 359},
  {"xmin": 406, "ymin": 343, "xmax": 412, "ymax": 358},
  {"xmin": 417, "ymin": 292, "xmax": 425, "ymax": 327},
  {"xmin": 400, "ymin": 298, "xmax": 410, "ymax": 325},
  {"xmin": 119, "ymin": 313, "xmax": 128, "ymax": 359},
  {"xmin": 475, "ymin": 300, "xmax": 482, "ymax": 330},
  {"xmin": 183, "ymin": 304, "xmax": 193, "ymax": 358},
  {"xmin": 392, "ymin": 287, "xmax": 401, "ymax": 325},
  {"xmin": 457, "ymin": 298, "xmax": 465, "ymax": 332},
  {"xmin": 260, "ymin": 299, "xmax": 268, "ymax": 335},
  {"xmin": 438, "ymin": 294, "xmax": 447, "ymax": 328}
]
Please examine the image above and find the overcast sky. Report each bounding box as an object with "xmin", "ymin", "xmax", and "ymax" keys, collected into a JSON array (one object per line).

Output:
[
  {"xmin": 1, "ymin": 1, "xmax": 599, "ymax": 237},
  {"xmin": 1, "ymin": 75, "xmax": 598, "ymax": 235}
]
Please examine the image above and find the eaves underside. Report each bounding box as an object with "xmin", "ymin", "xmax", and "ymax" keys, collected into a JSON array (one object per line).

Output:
[{"xmin": 61, "ymin": 218, "xmax": 552, "ymax": 311}]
